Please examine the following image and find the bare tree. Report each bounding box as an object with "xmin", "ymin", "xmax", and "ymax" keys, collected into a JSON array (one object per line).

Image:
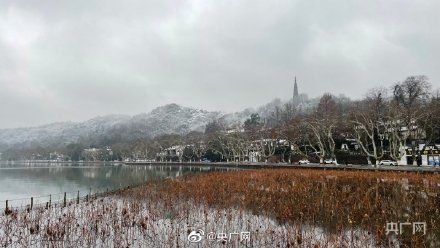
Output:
[
  {"xmin": 391, "ymin": 75, "xmax": 432, "ymax": 165},
  {"xmin": 278, "ymin": 116, "xmax": 307, "ymax": 162},
  {"xmin": 235, "ymin": 133, "xmax": 251, "ymax": 162},
  {"xmin": 417, "ymin": 94, "xmax": 440, "ymax": 150},
  {"xmin": 184, "ymin": 131, "xmax": 205, "ymax": 162},
  {"xmin": 307, "ymin": 94, "xmax": 339, "ymax": 163},
  {"xmin": 252, "ymin": 138, "xmax": 277, "ymax": 162},
  {"xmin": 192, "ymin": 142, "xmax": 206, "ymax": 162},
  {"xmin": 207, "ymin": 134, "xmax": 233, "ymax": 162},
  {"xmin": 350, "ymin": 88, "xmax": 388, "ymax": 165}
]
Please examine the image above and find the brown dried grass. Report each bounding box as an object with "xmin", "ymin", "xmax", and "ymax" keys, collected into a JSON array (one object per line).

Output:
[{"xmin": 122, "ymin": 168, "xmax": 440, "ymax": 247}]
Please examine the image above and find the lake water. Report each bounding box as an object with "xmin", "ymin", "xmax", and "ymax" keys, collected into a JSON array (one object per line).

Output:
[{"xmin": 0, "ymin": 162, "xmax": 235, "ymax": 209}]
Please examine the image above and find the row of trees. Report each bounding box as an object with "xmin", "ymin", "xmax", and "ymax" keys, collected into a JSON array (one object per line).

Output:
[
  {"xmin": 121, "ymin": 75, "xmax": 434, "ymax": 165},
  {"xmin": 348, "ymin": 76, "xmax": 439, "ymax": 165},
  {"xmin": 121, "ymin": 75, "xmax": 438, "ymax": 165},
  {"xmin": 3, "ymin": 76, "xmax": 438, "ymax": 165}
]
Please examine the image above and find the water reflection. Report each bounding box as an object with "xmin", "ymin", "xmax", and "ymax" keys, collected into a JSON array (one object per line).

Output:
[{"xmin": 0, "ymin": 163, "xmax": 236, "ymax": 208}]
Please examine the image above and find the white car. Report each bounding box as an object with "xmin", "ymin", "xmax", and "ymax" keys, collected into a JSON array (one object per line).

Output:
[
  {"xmin": 324, "ymin": 159, "xmax": 337, "ymax": 165},
  {"xmin": 298, "ymin": 159, "xmax": 310, "ymax": 165},
  {"xmin": 379, "ymin": 160, "xmax": 397, "ymax": 166}
]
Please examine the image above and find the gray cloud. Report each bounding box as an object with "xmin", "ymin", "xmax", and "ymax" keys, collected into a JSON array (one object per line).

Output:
[{"xmin": 0, "ymin": 0, "xmax": 439, "ymax": 128}]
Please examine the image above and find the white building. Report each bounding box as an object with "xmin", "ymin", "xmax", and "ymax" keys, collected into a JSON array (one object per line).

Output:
[{"xmin": 399, "ymin": 144, "xmax": 440, "ymax": 166}]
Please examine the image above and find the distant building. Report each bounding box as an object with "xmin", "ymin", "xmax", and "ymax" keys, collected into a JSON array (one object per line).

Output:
[
  {"xmin": 293, "ymin": 77, "xmax": 299, "ymax": 99},
  {"xmin": 381, "ymin": 120, "xmax": 440, "ymax": 166},
  {"xmin": 292, "ymin": 76, "xmax": 308, "ymax": 107},
  {"xmin": 49, "ymin": 152, "xmax": 65, "ymax": 161},
  {"xmin": 398, "ymin": 144, "xmax": 440, "ymax": 166},
  {"xmin": 340, "ymin": 139, "xmax": 360, "ymax": 153},
  {"xmin": 157, "ymin": 145, "xmax": 184, "ymax": 162}
]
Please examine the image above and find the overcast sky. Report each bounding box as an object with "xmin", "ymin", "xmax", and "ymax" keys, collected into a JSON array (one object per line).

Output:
[{"xmin": 0, "ymin": 0, "xmax": 439, "ymax": 128}]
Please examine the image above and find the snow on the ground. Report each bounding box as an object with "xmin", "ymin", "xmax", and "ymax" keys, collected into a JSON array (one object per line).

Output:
[{"xmin": 0, "ymin": 196, "xmax": 379, "ymax": 248}]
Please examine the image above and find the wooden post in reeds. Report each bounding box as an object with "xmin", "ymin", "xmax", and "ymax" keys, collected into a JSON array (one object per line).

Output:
[
  {"xmin": 63, "ymin": 192, "xmax": 67, "ymax": 207},
  {"xmin": 49, "ymin": 195, "xmax": 51, "ymax": 207},
  {"xmin": 4, "ymin": 200, "xmax": 12, "ymax": 215},
  {"xmin": 76, "ymin": 191, "xmax": 79, "ymax": 204},
  {"xmin": 30, "ymin": 197, "xmax": 33, "ymax": 210}
]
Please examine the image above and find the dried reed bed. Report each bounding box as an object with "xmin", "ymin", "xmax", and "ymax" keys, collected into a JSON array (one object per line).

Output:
[
  {"xmin": 0, "ymin": 196, "xmax": 376, "ymax": 247},
  {"xmin": 123, "ymin": 168, "xmax": 440, "ymax": 247},
  {"xmin": 1, "ymin": 168, "xmax": 439, "ymax": 247}
]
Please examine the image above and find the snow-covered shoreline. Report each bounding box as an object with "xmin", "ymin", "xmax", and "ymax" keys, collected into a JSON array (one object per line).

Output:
[
  {"xmin": 2, "ymin": 168, "xmax": 439, "ymax": 247},
  {"xmin": 0, "ymin": 196, "xmax": 378, "ymax": 248}
]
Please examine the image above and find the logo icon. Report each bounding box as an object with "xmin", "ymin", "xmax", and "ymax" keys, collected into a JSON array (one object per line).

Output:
[{"xmin": 188, "ymin": 229, "xmax": 205, "ymax": 243}]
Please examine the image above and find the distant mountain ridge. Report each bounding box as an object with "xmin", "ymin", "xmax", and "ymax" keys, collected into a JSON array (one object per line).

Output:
[
  {"xmin": 0, "ymin": 98, "xmax": 319, "ymax": 149},
  {"xmin": 0, "ymin": 104, "xmax": 224, "ymax": 148},
  {"xmin": 0, "ymin": 115, "xmax": 130, "ymax": 147}
]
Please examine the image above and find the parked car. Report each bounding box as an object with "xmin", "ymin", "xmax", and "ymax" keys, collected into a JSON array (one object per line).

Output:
[
  {"xmin": 324, "ymin": 159, "xmax": 337, "ymax": 165},
  {"xmin": 379, "ymin": 160, "xmax": 397, "ymax": 166},
  {"xmin": 298, "ymin": 159, "xmax": 310, "ymax": 165}
]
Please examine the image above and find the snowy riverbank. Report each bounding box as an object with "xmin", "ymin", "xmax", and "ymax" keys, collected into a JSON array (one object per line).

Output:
[{"xmin": 1, "ymin": 196, "xmax": 378, "ymax": 248}]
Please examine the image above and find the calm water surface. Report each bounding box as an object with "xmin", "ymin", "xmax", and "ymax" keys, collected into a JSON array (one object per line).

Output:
[{"xmin": 0, "ymin": 162, "xmax": 234, "ymax": 208}]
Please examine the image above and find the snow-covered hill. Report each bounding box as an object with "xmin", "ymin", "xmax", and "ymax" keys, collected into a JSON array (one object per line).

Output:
[
  {"xmin": 130, "ymin": 103, "xmax": 222, "ymax": 136},
  {"xmin": 0, "ymin": 104, "xmax": 223, "ymax": 148},
  {"xmin": 0, "ymin": 99, "xmax": 319, "ymax": 149},
  {"xmin": 0, "ymin": 115, "xmax": 132, "ymax": 147}
]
